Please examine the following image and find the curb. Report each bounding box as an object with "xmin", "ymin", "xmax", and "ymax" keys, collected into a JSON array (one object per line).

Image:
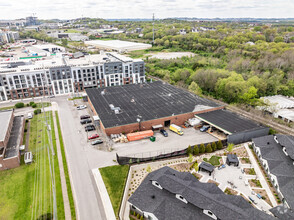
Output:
[{"xmin": 92, "ymin": 168, "xmax": 116, "ymax": 220}]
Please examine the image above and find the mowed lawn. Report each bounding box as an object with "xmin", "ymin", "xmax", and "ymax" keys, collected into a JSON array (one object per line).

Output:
[
  {"xmin": 99, "ymin": 165, "xmax": 129, "ymax": 217},
  {"xmin": 203, "ymin": 156, "xmax": 222, "ymax": 166},
  {"xmin": 0, "ymin": 111, "xmax": 64, "ymax": 219}
]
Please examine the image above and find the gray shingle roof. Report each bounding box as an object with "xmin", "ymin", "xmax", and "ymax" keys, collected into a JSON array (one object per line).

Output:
[
  {"xmin": 270, "ymin": 205, "xmax": 294, "ymax": 220},
  {"xmin": 227, "ymin": 154, "xmax": 239, "ymax": 163},
  {"xmin": 253, "ymin": 135, "xmax": 294, "ymax": 210},
  {"xmin": 128, "ymin": 166, "xmax": 274, "ymax": 220},
  {"xmin": 199, "ymin": 161, "xmax": 215, "ymax": 172},
  {"xmin": 276, "ymin": 134, "xmax": 294, "ymax": 160}
]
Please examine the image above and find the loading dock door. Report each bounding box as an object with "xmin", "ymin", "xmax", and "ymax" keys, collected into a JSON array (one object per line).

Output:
[{"xmin": 164, "ymin": 120, "xmax": 171, "ymax": 127}]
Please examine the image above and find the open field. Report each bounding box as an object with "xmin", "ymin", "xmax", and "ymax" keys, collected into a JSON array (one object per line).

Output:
[
  {"xmin": 99, "ymin": 165, "xmax": 129, "ymax": 217},
  {"xmin": 0, "ymin": 111, "xmax": 64, "ymax": 219}
]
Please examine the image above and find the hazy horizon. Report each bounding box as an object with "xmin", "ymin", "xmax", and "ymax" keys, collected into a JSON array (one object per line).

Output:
[{"xmin": 1, "ymin": 0, "xmax": 294, "ymax": 20}]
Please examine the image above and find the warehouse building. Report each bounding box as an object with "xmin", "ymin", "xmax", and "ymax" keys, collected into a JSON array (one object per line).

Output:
[
  {"xmin": 86, "ymin": 81, "xmax": 223, "ymax": 135},
  {"xmin": 0, "ymin": 109, "xmax": 25, "ymax": 170},
  {"xmin": 195, "ymin": 109, "xmax": 269, "ymax": 144},
  {"xmin": 85, "ymin": 40, "xmax": 152, "ymax": 53}
]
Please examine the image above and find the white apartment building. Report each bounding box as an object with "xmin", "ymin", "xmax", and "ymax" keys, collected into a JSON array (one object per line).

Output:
[
  {"xmin": 0, "ymin": 52, "xmax": 145, "ymax": 101},
  {"xmin": 0, "ymin": 31, "xmax": 19, "ymax": 44}
]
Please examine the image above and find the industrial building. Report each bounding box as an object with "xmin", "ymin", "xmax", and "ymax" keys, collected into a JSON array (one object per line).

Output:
[
  {"xmin": 0, "ymin": 109, "xmax": 25, "ymax": 170},
  {"xmin": 85, "ymin": 40, "xmax": 152, "ymax": 53},
  {"xmin": 260, "ymin": 95, "xmax": 294, "ymax": 123},
  {"xmin": 86, "ymin": 81, "xmax": 223, "ymax": 135},
  {"xmin": 195, "ymin": 109, "xmax": 269, "ymax": 144},
  {"xmin": 0, "ymin": 52, "xmax": 145, "ymax": 101}
]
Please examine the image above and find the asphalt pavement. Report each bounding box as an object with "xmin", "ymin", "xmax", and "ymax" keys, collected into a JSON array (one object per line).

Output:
[{"xmin": 55, "ymin": 97, "xmax": 115, "ymax": 220}]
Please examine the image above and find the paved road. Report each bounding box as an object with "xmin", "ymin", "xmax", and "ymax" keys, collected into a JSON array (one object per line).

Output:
[{"xmin": 55, "ymin": 97, "xmax": 114, "ymax": 220}]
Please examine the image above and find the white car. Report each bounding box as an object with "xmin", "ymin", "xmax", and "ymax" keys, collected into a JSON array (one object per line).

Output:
[
  {"xmin": 28, "ymin": 113, "xmax": 33, "ymax": 119},
  {"xmin": 77, "ymin": 105, "xmax": 87, "ymax": 110}
]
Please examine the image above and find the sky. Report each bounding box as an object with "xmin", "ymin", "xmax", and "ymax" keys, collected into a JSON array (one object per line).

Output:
[{"xmin": 1, "ymin": 0, "xmax": 294, "ymax": 20}]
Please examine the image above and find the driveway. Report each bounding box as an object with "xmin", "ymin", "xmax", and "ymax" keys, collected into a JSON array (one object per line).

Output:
[
  {"xmin": 55, "ymin": 97, "xmax": 115, "ymax": 220},
  {"xmin": 115, "ymin": 128, "xmax": 218, "ymax": 158}
]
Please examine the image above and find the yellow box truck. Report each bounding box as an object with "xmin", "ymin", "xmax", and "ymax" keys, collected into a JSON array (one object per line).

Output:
[{"xmin": 169, "ymin": 124, "xmax": 184, "ymax": 135}]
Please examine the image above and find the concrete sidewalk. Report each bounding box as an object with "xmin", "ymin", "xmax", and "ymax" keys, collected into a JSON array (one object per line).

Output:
[
  {"xmin": 245, "ymin": 143, "xmax": 278, "ymax": 207},
  {"xmin": 52, "ymin": 108, "xmax": 72, "ymax": 220}
]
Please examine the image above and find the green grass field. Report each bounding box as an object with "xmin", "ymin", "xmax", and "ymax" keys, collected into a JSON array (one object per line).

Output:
[
  {"xmin": 0, "ymin": 111, "xmax": 64, "ymax": 219},
  {"xmin": 99, "ymin": 165, "xmax": 129, "ymax": 217},
  {"xmin": 203, "ymin": 156, "xmax": 222, "ymax": 166},
  {"xmin": 55, "ymin": 111, "xmax": 76, "ymax": 219},
  {"xmin": 64, "ymin": 29, "xmax": 81, "ymax": 33}
]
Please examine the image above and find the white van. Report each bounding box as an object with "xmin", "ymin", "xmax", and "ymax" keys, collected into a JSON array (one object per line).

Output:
[{"xmin": 28, "ymin": 113, "xmax": 33, "ymax": 119}]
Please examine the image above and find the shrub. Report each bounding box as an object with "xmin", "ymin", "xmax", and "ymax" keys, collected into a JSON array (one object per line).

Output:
[
  {"xmin": 32, "ymin": 103, "xmax": 37, "ymax": 108},
  {"xmin": 199, "ymin": 143, "xmax": 205, "ymax": 153},
  {"xmin": 26, "ymin": 103, "xmax": 30, "ymax": 107},
  {"xmin": 34, "ymin": 109, "xmax": 41, "ymax": 115},
  {"xmin": 193, "ymin": 145, "xmax": 199, "ymax": 155},
  {"xmin": 29, "ymin": 101, "xmax": 35, "ymax": 106},
  {"xmin": 188, "ymin": 154, "xmax": 193, "ymax": 163},
  {"xmin": 187, "ymin": 145, "xmax": 193, "ymax": 156},
  {"xmin": 24, "ymin": 128, "xmax": 27, "ymax": 132},
  {"xmin": 15, "ymin": 102, "xmax": 24, "ymax": 108},
  {"xmin": 227, "ymin": 143, "xmax": 234, "ymax": 153},
  {"xmin": 212, "ymin": 142, "xmax": 217, "ymax": 151},
  {"xmin": 217, "ymin": 140, "xmax": 223, "ymax": 150},
  {"xmin": 25, "ymin": 119, "xmax": 28, "ymax": 123},
  {"xmin": 137, "ymin": 213, "xmax": 140, "ymax": 218},
  {"xmin": 205, "ymin": 144, "xmax": 212, "ymax": 153},
  {"xmin": 129, "ymin": 159, "xmax": 133, "ymax": 164},
  {"xmin": 269, "ymin": 128, "xmax": 277, "ymax": 135}
]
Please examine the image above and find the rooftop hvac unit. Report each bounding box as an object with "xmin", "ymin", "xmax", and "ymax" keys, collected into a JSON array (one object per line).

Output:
[
  {"xmin": 114, "ymin": 109, "xmax": 120, "ymax": 114},
  {"xmin": 109, "ymin": 104, "xmax": 115, "ymax": 110},
  {"xmin": 101, "ymin": 91, "xmax": 105, "ymax": 95}
]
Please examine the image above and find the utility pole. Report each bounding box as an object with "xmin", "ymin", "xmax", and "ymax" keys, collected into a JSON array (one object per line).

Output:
[{"xmin": 152, "ymin": 13, "xmax": 155, "ymax": 45}]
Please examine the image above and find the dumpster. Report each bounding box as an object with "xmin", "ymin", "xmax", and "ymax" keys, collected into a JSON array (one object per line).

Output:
[{"xmin": 150, "ymin": 136, "xmax": 156, "ymax": 142}]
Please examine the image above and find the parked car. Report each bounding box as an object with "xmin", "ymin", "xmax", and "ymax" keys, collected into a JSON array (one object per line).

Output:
[
  {"xmin": 88, "ymin": 133, "xmax": 99, "ymax": 140},
  {"xmin": 160, "ymin": 129, "xmax": 168, "ymax": 137},
  {"xmin": 28, "ymin": 113, "xmax": 33, "ymax": 119},
  {"xmin": 85, "ymin": 125, "xmax": 95, "ymax": 132},
  {"xmin": 77, "ymin": 105, "xmax": 87, "ymax": 110},
  {"xmin": 200, "ymin": 125, "xmax": 210, "ymax": 132},
  {"xmin": 80, "ymin": 118, "xmax": 92, "ymax": 125},
  {"xmin": 80, "ymin": 115, "xmax": 90, "ymax": 120},
  {"xmin": 91, "ymin": 139, "xmax": 103, "ymax": 145}
]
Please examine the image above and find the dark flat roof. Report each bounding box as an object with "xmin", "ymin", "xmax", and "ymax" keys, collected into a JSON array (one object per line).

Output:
[
  {"xmin": 196, "ymin": 109, "xmax": 264, "ymax": 134},
  {"xmin": 5, "ymin": 116, "xmax": 24, "ymax": 158},
  {"xmin": 227, "ymin": 154, "xmax": 239, "ymax": 163},
  {"xmin": 86, "ymin": 81, "xmax": 220, "ymax": 128}
]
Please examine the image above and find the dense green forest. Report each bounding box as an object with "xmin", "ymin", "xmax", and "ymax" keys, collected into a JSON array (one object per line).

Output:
[
  {"xmin": 20, "ymin": 20, "xmax": 294, "ymax": 105},
  {"xmin": 114, "ymin": 22, "xmax": 294, "ymax": 105}
]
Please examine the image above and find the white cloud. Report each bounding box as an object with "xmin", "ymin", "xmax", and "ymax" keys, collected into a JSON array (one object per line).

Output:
[{"xmin": 0, "ymin": 0, "xmax": 293, "ymax": 19}]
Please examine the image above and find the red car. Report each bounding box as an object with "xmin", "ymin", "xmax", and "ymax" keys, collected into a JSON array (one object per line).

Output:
[{"xmin": 88, "ymin": 134, "xmax": 99, "ymax": 140}]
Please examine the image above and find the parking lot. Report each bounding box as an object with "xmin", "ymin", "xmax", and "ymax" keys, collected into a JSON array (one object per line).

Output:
[{"xmin": 114, "ymin": 127, "xmax": 218, "ymax": 157}]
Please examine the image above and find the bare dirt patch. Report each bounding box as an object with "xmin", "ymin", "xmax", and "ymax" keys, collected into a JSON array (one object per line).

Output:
[
  {"xmin": 232, "ymin": 146, "xmax": 248, "ymax": 157},
  {"xmin": 240, "ymin": 157, "xmax": 251, "ymax": 164},
  {"xmin": 244, "ymin": 168, "xmax": 256, "ymax": 175},
  {"xmin": 170, "ymin": 162, "xmax": 193, "ymax": 172},
  {"xmin": 147, "ymin": 52, "xmax": 196, "ymax": 59},
  {"xmin": 224, "ymin": 187, "xmax": 238, "ymax": 195},
  {"xmin": 193, "ymin": 172, "xmax": 203, "ymax": 180},
  {"xmin": 253, "ymin": 189, "xmax": 273, "ymax": 207},
  {"xmin": 208, "ymin": 179, "xmax": 220, "ymax": 186},
  {"xmin": 249, "ymin": 179, "xmax": 262, "ymax": 188}
]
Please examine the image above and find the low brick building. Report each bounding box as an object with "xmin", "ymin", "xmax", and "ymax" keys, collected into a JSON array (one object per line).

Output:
[
  {"xmin": 0, "ymin": 109, "xmax": 25, "ymax": 170},
  {"xmin": 86, "ymin": 81, "xmax": 223, "ymax": 135}
]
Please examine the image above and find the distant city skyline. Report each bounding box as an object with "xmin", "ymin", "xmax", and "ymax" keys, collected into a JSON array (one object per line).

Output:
[{"xmin": 1, "ymin": 0, "xmax": 294, "ymax": 20}]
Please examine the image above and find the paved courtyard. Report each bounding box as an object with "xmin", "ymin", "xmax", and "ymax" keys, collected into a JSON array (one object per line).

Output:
[{"xmin": 114, "ymin": 128, "xmax": 218, "ymax": 157}]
